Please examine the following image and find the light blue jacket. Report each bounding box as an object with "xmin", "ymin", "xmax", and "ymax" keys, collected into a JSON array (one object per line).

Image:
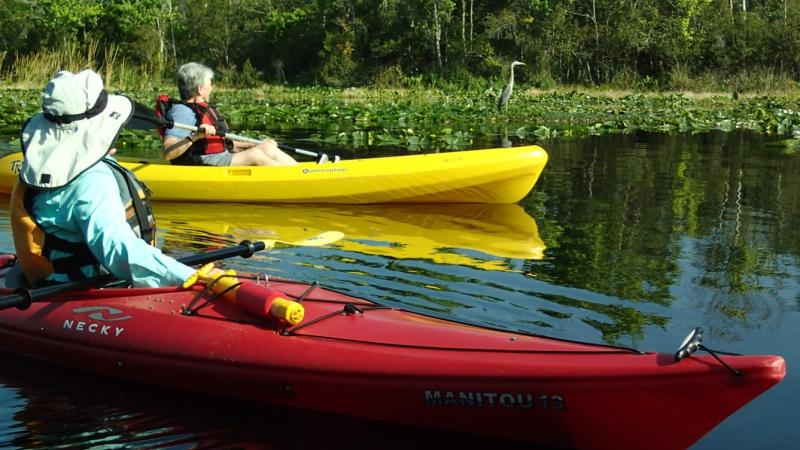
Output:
[{"xmin": 28, "ymin": 158, "xmax": 195, "ymax": 287}]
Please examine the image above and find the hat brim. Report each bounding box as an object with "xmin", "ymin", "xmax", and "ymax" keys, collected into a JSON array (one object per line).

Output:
[{"xmin": 20, "ymin": 94, "xmax": 133, "ymax": 189}]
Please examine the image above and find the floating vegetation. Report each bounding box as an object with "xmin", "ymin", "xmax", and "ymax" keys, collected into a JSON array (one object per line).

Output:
[{"xmin": 4, "ymin": 87, "xmax": 800, "ymax": 154}]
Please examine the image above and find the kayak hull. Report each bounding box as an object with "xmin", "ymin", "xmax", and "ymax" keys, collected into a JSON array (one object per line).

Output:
[
  {"xmin": 0, "ymin": 146, "xmax": 548, "ymax": 204},
  {"xmin": 0, "ymin": 277, "xmax": 784, "ymax": 450}
]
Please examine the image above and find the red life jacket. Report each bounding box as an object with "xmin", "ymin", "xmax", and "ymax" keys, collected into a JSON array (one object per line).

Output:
[{"xmin": 155, "ymin": 95, "xmax": 234, "ymax": 165}]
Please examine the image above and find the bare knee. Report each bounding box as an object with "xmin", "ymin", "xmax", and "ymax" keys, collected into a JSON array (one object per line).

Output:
[
  {"xmin": 255, "ymin": 141, "xmax": 297, "ymax": 166},
  {"xmin": 231, "ymin": 148, "xmax": 270, "ymax": 166},
  {"xmin": 255, "ymin": 141, "xmax": 279, "ymax": 157}
]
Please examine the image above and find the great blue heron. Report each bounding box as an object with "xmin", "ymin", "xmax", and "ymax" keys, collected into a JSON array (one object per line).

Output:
[{"xmin": 497, "ymin": 61, "xmax": 525, "ymax": 111}]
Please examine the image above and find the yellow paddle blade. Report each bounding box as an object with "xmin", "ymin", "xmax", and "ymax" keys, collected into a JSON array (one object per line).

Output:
[{"xmin": 261, "ymin": 231, "xmax": 344, "ymax": 249}]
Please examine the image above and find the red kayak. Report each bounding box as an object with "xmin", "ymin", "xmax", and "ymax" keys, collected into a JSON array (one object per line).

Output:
[{"xmin": 0, "ymin": 257, "xmax": 785, "ymax": 450}]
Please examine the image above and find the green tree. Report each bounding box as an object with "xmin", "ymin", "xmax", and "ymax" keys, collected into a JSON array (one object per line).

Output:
[
  {"xmin": 0, "ymin": 0, "xmax": 37, "ymax": 59},
  {"xmin": 96, "ymin": 0, "xmax": 164, "ymax": 65},
  {"xmin": 31, "ymin": 0, "xmax": 105, "ymax": 46}
]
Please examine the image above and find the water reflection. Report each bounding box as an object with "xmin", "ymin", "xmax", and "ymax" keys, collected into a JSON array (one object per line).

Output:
[
  {"xmin": 0, "ymin": 131, "xmax": 797, "ymax": 449},
  {"xmin": 529, "ymin": 132, "xmax": 799, "ymax": 323},
  {"xmin": 0, "ymin": 351, "xmax": 504, "ymax": 450},
  {"xmin": 154, "ymin": 202, "xmax": 545, "ymax": 272}
]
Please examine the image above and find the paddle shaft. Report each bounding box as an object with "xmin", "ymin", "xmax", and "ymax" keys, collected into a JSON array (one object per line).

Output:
[
  {"xmin": 0, "ymin": 240, "xmax": 265, "ymax": 311},
  {"xmin": 167, "ymin": 121, "xmax": 318, "ymax": 158},
  {"xmin": 178, "ymin": 239, "xmax": 265, "ymax": 266}
]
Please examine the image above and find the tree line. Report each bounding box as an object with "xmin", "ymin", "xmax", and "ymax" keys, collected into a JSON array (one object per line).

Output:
[{"xmin": 1, "ymin": 0, "xmax": 799, "ymax": 90}]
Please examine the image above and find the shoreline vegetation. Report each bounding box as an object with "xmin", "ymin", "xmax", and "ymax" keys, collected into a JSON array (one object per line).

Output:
[
  {"xmin": 2, "ymin": 45, "xmax": 800, "ymax": 153},
  {"xmin": 2, "ymin": 41, "xmax": 800, "ymax": 96}
]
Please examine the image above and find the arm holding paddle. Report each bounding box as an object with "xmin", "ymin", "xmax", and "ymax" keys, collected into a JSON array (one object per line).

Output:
[
  {"xmin": 0, "ymin": 232, "xmax": 344, "ymax": 311},
  {"xmin": 162, "ymin": 126, "xmax": 208, "ymax": 161},
  {"xmin": 154, "ymin": 109, "xmax": 334, "ymax": 163},
  {"xmin": 162, "ymin": 122, "xmax": 280, "ymax": 161},
  {"xmin": 163, "ymin": 118, "xmax": 297, "ymax": 166},
  {"xmin": 77, "ymin": 169, "xmax": 194, "ymax": 287}
]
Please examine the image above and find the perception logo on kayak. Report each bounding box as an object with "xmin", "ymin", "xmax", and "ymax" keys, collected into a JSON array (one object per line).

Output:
[
  {"xmin": 302, "ymin": 167, "xmax": 347, "ymax": 174},
  {"xmin": 62, "ymin": 306, "xmax": 132, "ymax": 337}
]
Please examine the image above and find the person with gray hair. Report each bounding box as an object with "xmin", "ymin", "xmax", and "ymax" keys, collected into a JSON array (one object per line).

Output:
[
  {"xmin": 176, "ymin": 62, "xmax": 214, "ymax": 101},
  {"xmin": 161, "ymin": 62, "xmax": 297, "ymax": 166}
]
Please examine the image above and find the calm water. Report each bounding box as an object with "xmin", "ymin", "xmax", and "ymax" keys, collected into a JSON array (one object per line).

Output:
[{"xmin": 0, "ymin": 131, "xmax": 797, "ymax": 449}]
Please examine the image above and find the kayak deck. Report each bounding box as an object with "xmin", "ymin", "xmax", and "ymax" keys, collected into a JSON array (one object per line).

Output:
[
  {"xmin": 0, "ymin": 275, "xmax": 785, "ymax": 450},
  {"xmin": 0, "ymin": 146, "xmax": 548, "ymax": 203}
]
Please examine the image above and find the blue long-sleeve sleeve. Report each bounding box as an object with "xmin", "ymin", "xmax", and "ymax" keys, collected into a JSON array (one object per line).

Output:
[{"xmin": 164, "ymin": 104, "xmax": 195, "ymax": 139}]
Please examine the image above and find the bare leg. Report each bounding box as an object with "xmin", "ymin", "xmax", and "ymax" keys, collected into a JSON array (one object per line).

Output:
[
  {"xmin": 230, "ymin": 148, "xmax": 269, "ymax": 166},
  {"xmin": 230, "ymin": 141, "xmax": 298, "ymax": 166},
  {"xmin": 254, "ymin": 140, "xmax": 297, "ymax": 165}
]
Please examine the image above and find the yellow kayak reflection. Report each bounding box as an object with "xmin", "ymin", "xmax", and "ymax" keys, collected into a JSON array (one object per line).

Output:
[{"xmin": 154, "ymin": 202, "xmax": 546, "ymax": 271}]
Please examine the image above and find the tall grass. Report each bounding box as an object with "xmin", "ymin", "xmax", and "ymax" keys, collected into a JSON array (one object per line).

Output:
[
  {"xmin": 1, "ymin": 41, "xmax": 168, "ymax": 91},
  {"xmin": 727, "ymin": 67, "xmax": 799, "ymax": 94},
  {"xmin": 7, "ymin": 41, "xmax": 98, "ymax": 86},
  {"xmin": 665, "ymin": 64, "xmax": 800, "ymax": 96}
]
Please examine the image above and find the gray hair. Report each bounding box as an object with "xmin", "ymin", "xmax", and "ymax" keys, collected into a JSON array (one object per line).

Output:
[{"xmin": 176, "ymin": 62, "xmax": 214, "ymax": 100}]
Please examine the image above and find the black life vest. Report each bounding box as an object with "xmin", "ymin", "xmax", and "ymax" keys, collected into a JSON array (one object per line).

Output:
[
  {"xmin": 155, "ymin": 95, "xmax": 234, "ymax": 166},
  {"xmin": 10, "ymin": 159, "xmax": 157, "ymax": 285}
]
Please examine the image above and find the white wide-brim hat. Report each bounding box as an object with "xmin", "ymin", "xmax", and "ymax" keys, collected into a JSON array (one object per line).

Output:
[{"xmin": 20, "ymin": 69, "xmax": 133, "ymax": 189}]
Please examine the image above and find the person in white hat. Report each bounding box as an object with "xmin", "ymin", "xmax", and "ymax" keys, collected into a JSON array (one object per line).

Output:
[{"xmin": 9, "ymin": 69, "xmax": 196, "ymax": 288}]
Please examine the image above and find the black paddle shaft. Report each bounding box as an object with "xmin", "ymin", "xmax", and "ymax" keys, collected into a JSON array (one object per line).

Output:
[
  {"xmin": 0, "ymin": 240, "xmax": 266, "ymax": 311},
  {"xmin": 178, "ymin": 240, "xmax": 265, "ymax": 266}
]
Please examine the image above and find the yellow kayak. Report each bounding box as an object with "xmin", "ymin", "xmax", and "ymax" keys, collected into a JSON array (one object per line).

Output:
[
  {"xmin": 0, "ymin": 146, "xmax": 547, "ymax": 204},
  {"xmin": 154, "ymin": 202, "xmax": 545, "ymax": 270}
]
